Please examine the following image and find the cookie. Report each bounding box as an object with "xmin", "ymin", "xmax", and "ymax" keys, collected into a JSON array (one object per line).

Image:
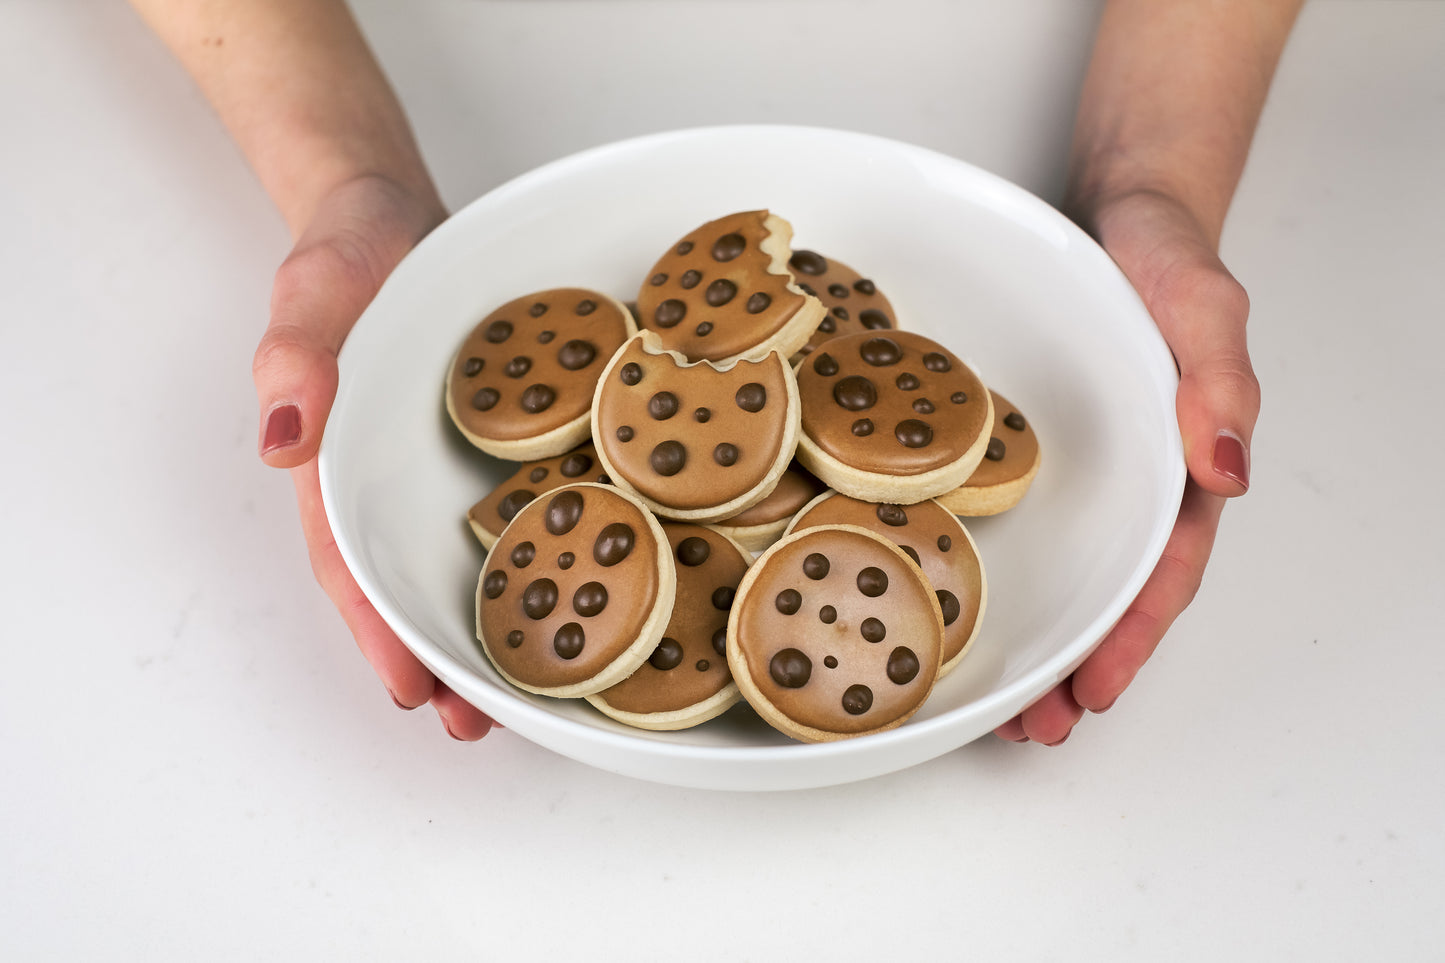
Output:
[
  {"xmin": 935, "ymin": 389, "xmax": 1041, "ymax": 516},
  {"xmin": 727, "ymin": 525, "xmax": 944, "ymax": 742},
  {"xmin": 466, "ymin": 443, "xmax": 612, "ymax": 549},
  {"xmin": 592, "ymin": 330, "xmax": 801, "ymax": 523},
  {"xmin": 446, "ymin": 288, "xmax": 635, "ymax": 460},
  {"xmin": 586, "ymin": 523, "xmax": 751, "ymax": 730},
  {"xmin": 635, "ymin": 210, "xmax": 824, "ymax": 365},
  {"xmin": 475, "ymin": 483, "xmax": 674, "ymax": 698},
  {"xmin": 793, "ymin": 331, "xmax": 993, "ymax": 503},
  {"xmin": 710, "ymin": 462, "xmax": 828, "ymax": 553},
  {"xmin": 785, "ymin": 492, "xmax": 985, "ymax": 677},
  {"xmin": 787, "ymin": 250, "xmax": 897, "ymax": 359}
]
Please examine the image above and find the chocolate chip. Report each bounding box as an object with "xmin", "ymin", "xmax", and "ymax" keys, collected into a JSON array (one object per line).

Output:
[
  {"xmin": 861, "ymin": 617, "xmax": 887, "ymax": 643},
  {"xmin": 824, "ymin": 656, "xmax": 839, "ymax": 669},
  {"xmin": 857, "ymin": 567, "xmax": 889, "ymax": 597},
  {"xmin": 529, "ymin": 467, "xmax": 548, "ymax": 483},
  {"xmin": 510, "ymin": 541, "xmax": 535, "ymax": 568},
  {"xmin": 896, "ymin": 373, "xmax": 920, "ymax": 391},
  {"xmin": 650, "ymin": 273, "xmax": 668, "ymax": 286},
  {"xmin": 714, "ymin": 443, "xmax": 739, "ymax": 467},
  {"xmin": 913, "ymin": 398, "xmax": 935, "ymax": 414},
  {"xmin": 650, "ymin": 638, "xmax": 683, "ymax": 670},
  {"xmin": 900, "ymin": 545, "xmax": 921, "ymax": 565},
  {"xmin": 819, "ymin": 317, "xmax": 837, "ymax": 333},
  {"xmin": 819, "ymin": 605, "xmax": 837, "ymax": 624},
  {"xmin": 799, "ymin": 283, "xmax": 817, "ymax": 296},
  {"xmin": 790, "ymin": 250, "xmax": 827, "ymax": 275},
  {"xmin": 506, "ymin": 630, "xmax": 524, "ymax": 649},
  {"xmin": 695, "ymin": 659, "xmax": 710, "ymax": 672},
  {"xmin": 812, "ymin": 353, "xmax": 839, "ymax": 377},
  {"xmin": 735, "ymin": 383, "xmax": 767, "ymax": 412},
  {"xmin": 769, "ymin": 648, "xmax": 812, "ymax": 688},
  {"xmin": 828, "ymin": 283, "xmax": 849, "ymax": 298},
  {"xmin": 463, "ymin": 357, "xmax": 484, "ymax": 377},
  {"xmin": 651, "ymin": 440, "xmax": 687, "ymax": 476},
  {"xmin": 648, "ymin": 391, "xmax": 679, "ymax": 420},
  {"xmin": 654, "ymin": 299, "xmax": 686, "ymax": 328},
  {"xmin": 775, "ymin": 589, "xmax": 802, "ymax": 615},
  {"xmin": 594, "ymin": 522, "xmax": 635, "ymax": 567},
  {"xmin": 876, "ymin": 504, "xmax": 908, "ymax": 527},
  {"xmin": 854, "ymin": 279, "xmax": 876, "ymax": 295},
  {"xmin": 711, "ymin": 586, "xmax": 735, "ymax": 610},
  {"xmin": 676, "ymin": 537, "xmax": 711, "ymax": 566},
  {"xmin": 522, "ymin": 578, "xmax": 558, "ymax": 619},
  {"xmin": 711, "ymin": 233, "xmax": 746, "ymax": 261},
  {"xmin": 520, "ymin": 384, "xmax": 556, "ymax": 413},
  {"xmin": 1004, "ymin": 411, "xmax": 1027, "ymax": 431},
  {"xmin": 859, "ymin": 309, "xmax": 891, "ymax": 330},
  {"xmin": 498, "ymin": 489, "xmax": 535, "ymax": 522},
  {"xmin": 616, "ymin": 425, "xmax": 634, "ymax": 442},
  {"xmin": 937, "ymin": 534, "xmax": 952, "ymax": 552},
  {"xmin": 559, "ymin": 452, "xmax": 594, "ymax": 477},
  {"xmin": 620, "ymin": 362, "xmax": 643, "ymax": 386},
  {"xmin": 679, "ymin": 269, "xmax": 702, "ymax": 289},
  {"xmin": 951, "ymin": 391, "xmax": 968, "ymax": 404},
  {"xmin": 842, "ymin": 684, "xmax": 873, "ymax": 715},
  {"xmin": 695, "ymin": 322, "xmax": 713, "ymax": 336},
  {"xmin": 887, "ymin": 647, "xmax": 920, "ymax": 685},
  {"xmin": 676, "ymin": 241, "xmax": 694, "ymax": 256},
  {"xmin": 712, "ymin": 627, "xmax": 727, "ymax": 657},
  {"xmin": 833, "ymin": 375, "xmax": 877, "ymax": 411},
  {"xmin": 860, "ymin": 337, "xmax": 902, "ymax": 366},
  {"xmin": 831, "ymin": 307, "xmax": 849, "ymax": 321},
  {"xmin": 553, "ymin": 622, "xmax": 586, "ymax": 659},
  {"xmin": 504, "ymin": 356, "xmax": 531, "ymax": 378},
  {"xmin": 484, "ymin": 319, "xmax": 513, "ymax": 343},
  {"xmin": 922, "ymin": 352, "xmax": 952, "ymax": 372},
  {"xmin": 471, "ymin": 387, "xmax": 500, "ymax": 411},
  {"xmin": 937, "ymin": 589, "xmax": 960, "ymax": 627},
  {"xmin": 852, "ymin": 418, "xmax": 874, "ymax": 436},
  {"xmin": 694, "ymin": 407, "xmax": 711, "ymax": 423},
  {"xmin": 895, "ymin": 419, "xmax": 934, "ymax": 448},
  {"xmin": 557, "ymin": 552, "xmax": 575, "ymax": 570},
  {"xmin": 482, "ymin": 570, "xmax": 508, "ymax": 600},
  {"xmin": 538, "ymin": 331, "xmax": 555, "ymax": 343},
  {"xmin": 745, "ymin": 293, "xmax": 772, "ymax": 314},
  {"xmin": 596, "ymin": 474, "xmax": 611, "ymax": 485},
  {"xmin": 529, "ymin": 302, "xmax": 548, "ymax": 318},
  {"xmin": 572, "ymin": 581, "xmax": 608, "ymax": 617},
  {"xmin": 705, "ymin": 279, "xmax": 737, "ymax": 306},
  {"xmin": 545, "ymin": 490, "xmax": 584, "ymax": 536},
  {"xmin": 803, "ymin": 553, "xmax": 830, "ymax": 580},
  {"xmin": 986, "ymin": 438, "xmax": 1006, "ymax": 461},
  {"xmin": 557, "ymin": 340, "xmax": 597, "ymax": 371},
  {"xmin": 575, "ymin": 299, "xmax": 597, "ymax": 316}
]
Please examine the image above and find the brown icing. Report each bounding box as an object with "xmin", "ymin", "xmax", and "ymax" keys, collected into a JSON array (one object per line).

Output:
[
  {"xmin": 789, "ymin": 493, "xmax": 984, "ymax": 670},
  {"xmin": 716, "ymin": 463, "xmax": 827, "ymax": 528},
  {"xmin": 796, "ymin": 331, "xmax": 988, "ymax": 476},
  {"xmin": 593, "ymin": 524, "xmax": 749, "ymax": 716},
  {"xmin": 635, "ymin": 211, "xmax": 820, "ymax": 363},
  {"xmin": 963, "ymin": 390, "xmax": 1039, "ymax": 488},
  {"xmin": 467, "ymin": 442, "xmax": 611, "ymax": 544},
  {"xmin": 787, "ymin": 250, "xmax": 897, "ymax": 358},
  {"xmin": 594, "ymin": 334, "xmax": 794, "ymax": 514},
  {"xmin": 478, "ymin": 485, "xmax": 663, "ymax": 690},
  {"xmin": 448, "ymin": 288, "xmax": 631, "ymax": 443},
  {"xmin": 732, "ymin": 526, "xmax": 942, "ymax": 736}
]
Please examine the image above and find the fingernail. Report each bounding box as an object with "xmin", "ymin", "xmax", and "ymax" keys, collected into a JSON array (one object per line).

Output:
[
  {"xmin": 262, "ymin": 403, "xmax": 303, "ymax": 455},
  {"xmin": 442, "ymin": 719, "xmax": 466, "ymax": 742},
  {"xmin": 390, "ymin": 691, "xmax": 418, "ymax": 711},
  {"xmin": 1212, "ymin": 430, "xmax": 1250, "ymax": 491},
  {"xmin": 1091, "ymin": 698, "xmax": 1117, "ymax": 714},
  {"xmin": 1044, "ymin": 732, "xmax": 1071, "ymax": 748}
]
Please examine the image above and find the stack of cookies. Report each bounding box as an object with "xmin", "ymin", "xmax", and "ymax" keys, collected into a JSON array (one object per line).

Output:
[{"xmin": 445, "ymin": 211, "xmax": 1041, "ymax": 743}]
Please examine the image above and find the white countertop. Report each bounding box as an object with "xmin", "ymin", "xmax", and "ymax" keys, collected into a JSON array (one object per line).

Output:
[{"xmin": 3, "ymin": 1, "xmax": 1442, "ymax": 958}]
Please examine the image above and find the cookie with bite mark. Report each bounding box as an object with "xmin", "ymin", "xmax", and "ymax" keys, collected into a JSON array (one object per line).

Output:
[
  {"xmin": 447, "ymin": 288, "xmax": 635, "ymax": 460},
  {"xmin": 787, "ymin": 250, "xmax": 897, "ymax": 359},
  {"xmin": 466, "ymin": 442, "xmax": 612, "ymax": 550},
  {"xmin": 727, "ymin": 525, "xmax": 944, "ymax": 742},
  {"xmin": 635, "ymin": 210, "xmax": 824, "ymax": 365},
  {"xmin": 476, "ymin": 483, "xmax": 673, "ymax": 698},
  {"xmin": 586, "ymin": 523, "xmax": 751, "ymax": 730},
  {"xmin": 935, "ymin": 389, "xmax": 1041, "ymax": 516}
]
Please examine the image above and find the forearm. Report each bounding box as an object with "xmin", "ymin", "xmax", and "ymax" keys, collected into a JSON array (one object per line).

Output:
[
  {"xmin": 1065, "ymin": 0, "xmax": 1303, "ymax": 248},
  {"xmin": 128, "ymin": 0, "xmax": 440, "ymax": 237}
]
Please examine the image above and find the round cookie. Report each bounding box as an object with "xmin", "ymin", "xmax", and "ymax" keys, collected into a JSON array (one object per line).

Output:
[
  {"xmin": 936, "ymin": 389, "xmax": 1041, "ymax": 516},
  {"xmin": 446, "ymin": 288, "xmax": 636, "ymax": 460},
  {"xmin": 476, "ymin": 483, "xmax": 674, "ymax": 698},
  {"xmin": 635, "ymin": 210, "xmax": 825, "ymax": 365},
  {"xmin": 592, "ymin": 330, "xmax": 801, "ymax": 523},
  {"xmin": 787, "ymin": 249, "xmax": 897, "ymax": 359},
  {"xmin": 785, "ymin": 492, "xmax": 986, "ymax": 676},
  {"xmin": 711, "ymin": 462, "xmax": 828, "ymax": 553},
  {"xmin": 586, "ymin": 523, "xmax": 751, "ymax": 730},
  {"xmin": 466, "ymin": 443, "xmax": 612, "ymax": 549},
  {"xmin": 793, "ymin": 331, "xmax": 993, "ymax": 504},
  {"xmin": 727, "ymin": 525, "xmax": 944, "ymax": 742}
]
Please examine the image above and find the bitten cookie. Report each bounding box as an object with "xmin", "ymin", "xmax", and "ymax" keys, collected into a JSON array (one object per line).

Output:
[
  {"xmin": 446, "ymin": 288, "xmax": 635, "ymax": 460},
  {"xmin": 786, "ymin": 492, "xmax": 986, "ymax": 677},
  {"xmin": 935, "ymin": 389, "xmax": 1041, "ymax": 516},
  {"xmin": 586, "ymin": 523, "xmax": 751, "ymax": 730},
  {"xmin": 635, "ymin": 210, "xmax": 824, "ymax": 365},
  {"xmin": 710, "ymin": 462, "xmax": 828, "ymax": 553},
  {"xmin": 787, "ymin": 250, "xmax": 897, "ymax": 359},
  {"xmin": 727, "ymin": 525, "xmax": 944, "ymax": 742},
  {"xmin": 476, "ymin": 483, "xmax": 674, "ymax": 698},
  {"xmin": 466, "ymin": 443, "xmax": 612, "ymax": 550},
  {"xmin": 794, "ymin": 331, "xmax": 993, "ymax": 503},
  {"xmin": 592, "ymin": 331, "xmax": 801, "ymax": 523}
]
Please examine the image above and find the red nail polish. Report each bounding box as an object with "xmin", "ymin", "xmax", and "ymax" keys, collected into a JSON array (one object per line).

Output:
[
  {"xmin": 1212, "ymin": 431, "xmax": 1250, "ymax": 491},
  {"xmin": 262, "ymin": 404, "xmax": 303, "ymax": 455}
]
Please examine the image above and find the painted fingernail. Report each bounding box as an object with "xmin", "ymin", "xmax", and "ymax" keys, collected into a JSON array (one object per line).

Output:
[
  {"xmin": 1044, "ymin": 732, "xmax": 1071, "ymax": 747},
  {"xmin": 1212, "ymin": 430, "xmax": 1249, "ymax": 491},
  {"xmin": 262, "ymin": 403, "xmax": 303, "ymax": 455}
]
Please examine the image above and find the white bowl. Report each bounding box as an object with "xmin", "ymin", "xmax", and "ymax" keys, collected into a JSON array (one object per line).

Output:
[{"xmin": 319, "ymin": 125, "xmax": 1184, "ymax": 791}]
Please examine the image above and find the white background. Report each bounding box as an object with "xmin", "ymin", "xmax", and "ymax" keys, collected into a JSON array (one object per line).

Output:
[{"xmin": 2, "ymin": 1, "xmax": 1442, "ymax": 959}]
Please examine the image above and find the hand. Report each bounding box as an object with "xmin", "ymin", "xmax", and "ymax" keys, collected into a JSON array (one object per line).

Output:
[
  {"xmin": 993, "ymin": 188, "xmax": 1259, "ymax": 745},
  {"xmin": 255, "ymin": 173, "xmax": 498, "ymax": 741}
]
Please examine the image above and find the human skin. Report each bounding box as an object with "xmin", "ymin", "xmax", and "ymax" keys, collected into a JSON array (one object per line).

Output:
[{"xmin": 129, "ymin": 0, "xmax": 1300, "ymax": 746}]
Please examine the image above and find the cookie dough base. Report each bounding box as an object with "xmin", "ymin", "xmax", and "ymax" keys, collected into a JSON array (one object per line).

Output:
[
  {"xmin": 585, "ymin": 683, "xmax": 742, "ymax": 731},
  {"xmin": 935, "ymin": 445, "xmax": 1041, "ymax": 516},
  {"xmin": 711, "ymin": 516, "xmax": 791, "ymax": 554}
]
